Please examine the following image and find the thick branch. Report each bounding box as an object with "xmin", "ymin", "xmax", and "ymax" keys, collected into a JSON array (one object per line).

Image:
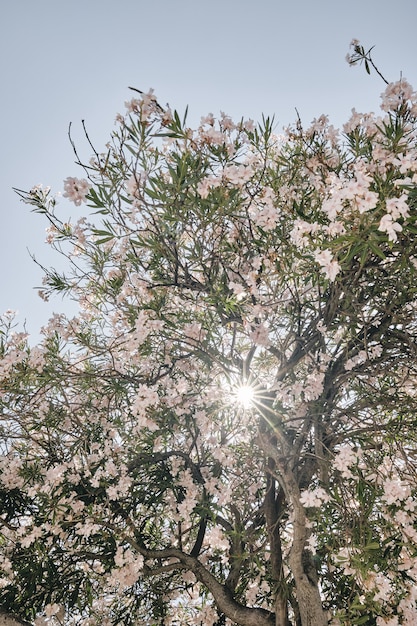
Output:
[
  {"xmin": 140, "ymin": 546, "xmax": 275, "ymax": 626},
  {"xmin": 258, "ymin": 432, "xmax": 327, "ymax": 626},
  {"xmin": 264, "ymin": 460, "xmax": 290, "ymax": 626},
  {"xmin": 127, "ymin": 450, "xmax": 204, "ymax": 484}
]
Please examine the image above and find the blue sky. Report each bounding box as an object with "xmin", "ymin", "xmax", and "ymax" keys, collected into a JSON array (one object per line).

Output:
[{"xmin": 2, "ymin": 0, "xmax": 417, "ymax": 338}]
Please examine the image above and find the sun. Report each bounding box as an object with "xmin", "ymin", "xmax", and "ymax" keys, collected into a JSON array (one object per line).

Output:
[{"xmin": 234, "ymin": 384, "xmax": 255, "ymax": 409}]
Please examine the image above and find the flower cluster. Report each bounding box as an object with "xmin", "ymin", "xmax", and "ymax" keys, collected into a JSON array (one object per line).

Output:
[{"xmin": 63, "ymin": 176, "xmax": 91, "ymax": 206}]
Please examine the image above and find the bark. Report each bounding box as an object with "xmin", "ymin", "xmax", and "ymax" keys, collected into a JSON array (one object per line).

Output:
[
  {"xmin": 265, "ymin": 460, "xmax": 290, "ymax": 626},
  {"xmin": 274, "ymin": 594, "xmax": 291, "ymax": 626},
  {"xmin": 141, "ymin": 546, "xmax": 275, "ymax": 626},
  {"xmin": 259, "ymin": 434, "xmax": 328, "ymax": 626},
  {"xmin": 286, "ymin": 482, "xmax": 327, "ymax": 626},
  {"xmin": 288, "ymin": 551, "xmax": 327, "ymax": 626}
]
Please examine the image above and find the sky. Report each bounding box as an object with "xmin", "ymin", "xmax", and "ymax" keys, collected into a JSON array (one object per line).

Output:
[{"xmin": 1, "ymin": 0, "xmax": 417, "ymax": 340}]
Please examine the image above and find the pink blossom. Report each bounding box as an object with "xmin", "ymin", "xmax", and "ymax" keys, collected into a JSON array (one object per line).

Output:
[
  {"xmin": 343, "ymin": 108, "xmax": 367, "ymax": 133},
  {"xmin": 314, "ymin": 249, "xmax": 341, "ymax": 281},
  {"xmin": 382, "ymin": 478, "xmax": 410, "ymax": 505},
  {"xmin": 355, "ymin": 190, "xmax": 379, "ymax": 213},
  {"xmin": 45, "ymin": 225, "xmax": 58, "ymax": 244},
  {"xmin": 220, "ymin": 111, "xmax": 235, "ymax": 131},
  {"xmin": 0, "ymin": 456, "xmax": 25, "ymax": 489},
  {"xmin": 44, "ymin": 604, "xmax": 65, "ymax": 620},
  {"xmin": 204, "ymin": 526, "xmax": 230, "ymax": 552},
  {"xmin": 322, "ymin": 195, "xmax": 343, "ymax": 220},
  {"xmin": 125, "ymin": 311, "xmax": 154, "ymax": 351},
  {"xmin": 201, "ymin": 126, "xmax": 226, "ymax": 145},
  {"xmin": 249, "ymin": 322, "xmax": 270, "ymax": 347},
  {"xmin": 303, "ymin": 371, "xmax": 325, "ymax": 401},
  {"xmin": 385, "ymin": 194, "xmax": 409, "ymax": 220},
  {"xmin": 325, "ymin": 220, "xmax": 346, "ymax": 237},
  {"xmin": 392, "ymin": 153, "xmax": 417, "ymax": 174},
  {"xmin": 109, "ymin": 547, "xmax": 144, "ymax": 587},
  {"xmin": 373, "ymin": 572, "xmax": 393, "ymax": 603},
  {"xmin": 242, "ymin": 118, "xmax": 255, "ymax": 132},
  {"xmin": 345, "ymin": 350, "xmax": 367, "ymax": 371},
  {"xmin": 335, "ymin": 548, "xmax": 357, "ymax": 576},
  {"xmin": 252, "ymin": 205, "xmax": 280, "ymax": 231},
  {"xmin": 376, "ymin": 617, "xmax": 400, "ymax": 626},
  {"xmin": 131, "ymin": 385, "xmax": 159, "ymax": 414},
  {"xmin": 378, "ymin": 214, "xmax": 402, "ymax": 242},
  {"xmin": 290, "ymin": 219, "xmax": 319, "ymax": 248},
  {"xmin": 183, "ymin": 322, "xmax": 205, "ymax": 342},
  {"xmin": 334, "ymin": 445, "xmax": 360, "ymax": 478},
  {"xmin": 223, "ymin": 163, "xmax": 252, "ymax": 185},
  {"xmin": 125, "ymin": 98, "xmax": 141, "ymax": 113},
  {"xmin": 19, "ymin": 525, "xmax": 43, "ymax": 548},
  {"xmin": 381, "ymin": 79, "xmax": 415, "ymax": 112},
  {"xmin": 300, "ymin": 486, "xmax": 330, "ymax": 508},
  {"xmin": 176, "ymin": 489, "xmax": 199, "ymax": 520},
  {"xmin": 197, "ymin": 175, "xmax": 221, "ymax": 198},
  {"xmin": 126, "ymin": 173, "xmax": 141, "ymax": 197},
  {"xmin": 200, "ymin": 113, "xmax": 215, "ymax": 126},
  {"xmin": 63, "ymin": 177, "xmax": 90, "ymax": 206},
  {"xmin": 229, "ymin": 281, "xmax": 246, "ymax": 300}
]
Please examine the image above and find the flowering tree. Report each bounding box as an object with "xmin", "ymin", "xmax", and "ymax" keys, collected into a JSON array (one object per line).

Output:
[{"xmin": 2, "ymin": 43, "xmax": 417, "ymax": 626}]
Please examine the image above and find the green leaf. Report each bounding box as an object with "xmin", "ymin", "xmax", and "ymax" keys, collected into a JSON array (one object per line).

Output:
[{"xmin": 368, "ymin": 239, "xmax": 386, "ymax": 260}]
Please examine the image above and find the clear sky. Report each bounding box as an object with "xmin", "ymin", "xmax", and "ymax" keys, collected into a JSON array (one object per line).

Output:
[{"xmin": 2, "ymin": 0, "xmax": 417, "ymax": 339}]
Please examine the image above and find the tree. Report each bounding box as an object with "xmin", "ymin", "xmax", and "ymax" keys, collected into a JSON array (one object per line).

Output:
[{"xmin": 2, "ymin": 43, "xmax": 417, "ymax": 625}]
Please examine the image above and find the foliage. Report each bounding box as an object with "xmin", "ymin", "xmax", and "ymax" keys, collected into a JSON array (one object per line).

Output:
[{"xmin": 2, "ymin": 43, "xmax": 417, "ymax": 625}]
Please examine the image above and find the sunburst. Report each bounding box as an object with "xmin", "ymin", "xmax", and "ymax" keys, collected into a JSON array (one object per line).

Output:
[{"xmin": 233, "ymin": 384, "xmax": 256, "ymax": 409}]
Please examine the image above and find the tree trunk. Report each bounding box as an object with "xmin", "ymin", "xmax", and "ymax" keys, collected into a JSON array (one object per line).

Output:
[
  {"xmin": 274, "ymin": 593, "xmax": 291, "ymax": 626},
  {"xmin": 288, "ymin": 494, "xmax": 327, "ymax": 626},
  {"xmin": 265, "ymin": 459, "xmax": 290, "ymax": 626},
  {"xmin": 258, "ymin": 421, "xmax": 328, "ymax": 626},
  {"xmin": 288, "ymin": 551, "xmax": 327, "ymax": 626}
]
